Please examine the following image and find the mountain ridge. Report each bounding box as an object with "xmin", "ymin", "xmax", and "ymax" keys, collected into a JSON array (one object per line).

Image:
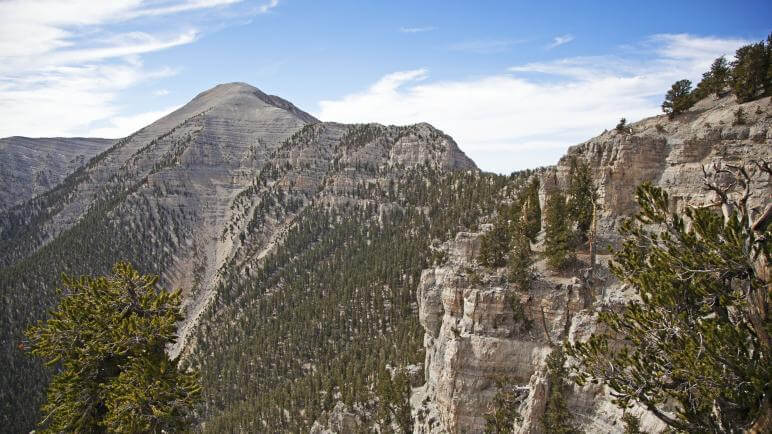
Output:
[{"xmin": 0, "ymin": 82, "xmax": 477, "ymax": 432}]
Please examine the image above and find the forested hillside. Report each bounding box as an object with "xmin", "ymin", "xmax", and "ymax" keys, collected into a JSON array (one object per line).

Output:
[
  {"xmin": 0, "ymin": 83, "xmax": 482, "ymax": 433},
  {"xmin": 192, "ymin": 166, "xmax": 531, "ymax": 431}
]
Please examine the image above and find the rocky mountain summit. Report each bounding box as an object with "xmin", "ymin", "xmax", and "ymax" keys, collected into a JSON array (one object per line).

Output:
[{"xmin": 411, "ymin": 94, "xmax": 771, "ymax": 433}]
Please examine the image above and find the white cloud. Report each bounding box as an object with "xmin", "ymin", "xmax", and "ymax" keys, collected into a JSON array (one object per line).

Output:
[
  {"xmin": 547, "ymin": 34, "xmax": 574, "ymax": 49},
  {"xmin": 400, "ymin": 26, "xmax": 435, "ymax": 33},
  {"xmin": 316, "ymin": 34, "xmax": 749, "ymax": 174},
  {"xmin": 154, "ymin": 89, "xmax": 171, "ymax": 96},
  {"xmin": 0, "ymin": 1, "xmax": 244, "ymax": 138},
  {"xmin": 128, "ymin": 0, "xmax": 243, "ymax": 18}
]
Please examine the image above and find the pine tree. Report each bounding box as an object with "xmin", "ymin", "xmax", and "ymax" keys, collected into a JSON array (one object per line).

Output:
[
  {"xmin": 567, "ymin": 157, "xmax": 596, "ymax": 243},
  {"xmin": 731, "ymin": 38, "xmax": 770, "ymax": 102},
  {"xmin": 25, "ymin": 262, "xmax": 201, "ymax": 433},
  {"xmin": 480, "ymin": 217, "xmax": 511, "ymax": 268},
  {"xmin": 661, "ymin": 79, "xmax": 695, "ymax": 119},
  {"xmin": 545, "ymin": 191, "xmax": 574, "ymax": 270},
  {"xmin": 542, "ymin": 347, "xmax": 578, "ymax": 433},
  {"xmin": 522, "ymin": 178, "xmax": 542, "ymax": 242},
  {"xmin": 508, "ymin": 217, "xmax": 534, "ymax": 291},
  {"xmin": 701, "ymin": 56, "xmax": 731, "ymax": 98},
  {"xmin": 568, "ymin": 162, "xmax": 771, "ymax": 433}
]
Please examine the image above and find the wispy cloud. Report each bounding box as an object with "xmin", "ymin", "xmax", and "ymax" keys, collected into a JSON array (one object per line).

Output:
[
  {"xmin": 0, "ymin": 0, "xmax": 251, "ymax": 138},
  {"xmin": 400, "ymin": 26, "xmax": 435, "ymax": 33},
  {"xmin": 127, "ymin": 0, "xmax": 244, "ymax": 19},
  {"xmin": 316, "ymin": 34, "xmax": 748, "ymax": 173},
  {"xmin": 154, "ymin": 89, "xmax": 171, "ymax": 96},
  {"xmin": 258, "ymin": 0, "xmax": 280, "ymax": 13},
  {"xmin": 449, "ymin": 39, "xmax": 525, "ymax": 54},
  {"xmin": 547, "ymin": 34, "xmax": 574, "ymax": 49}
]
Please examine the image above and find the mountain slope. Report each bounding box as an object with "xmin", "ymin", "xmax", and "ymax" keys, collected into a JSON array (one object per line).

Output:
[
  {"xmin": 0, "ymin": 83, "xmax": 475, "ymax": 433},
  {"xmin": 0, "ymin": 136, "xmax": 114, "ymax": 211}
]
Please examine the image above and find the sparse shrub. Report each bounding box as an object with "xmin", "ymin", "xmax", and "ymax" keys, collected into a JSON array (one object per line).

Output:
[
  {"xmin": 484, "ymin": 377, "xmax": 524, "ymax": 433},
  {"xmin": 734, "ymin": 107, "xmax": 747, "ymax": 125},
  {"xmin": 622, "ymin": 413, "xmax": 643, "ymax": 434},
  {"xmin": 615, "ymin": 118, "xmax": 627, "ymax": 132},
  {"xmin": 509, "ymin": 294, "xmax": 533, "ymax": 332}
]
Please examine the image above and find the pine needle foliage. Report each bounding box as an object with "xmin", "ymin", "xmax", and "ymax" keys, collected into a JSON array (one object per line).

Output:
[
  {"xmin": 522, "ymin": 177, "xmax": 542, "ymax": 242},
  {"xmin": 545, "ymin": 191, "xmax": 575, "ymax": 270},
  {"xmin": 508, "ymin": 218, "xmax": 534, "ymax": 291},
  {"xmin": 480, "ymin": 217, "xmax": 512, "ymax": 268},
  {"xmin": 484, "ymin": 377, "xmax": 524, "ymax": 433},
  {"xmin": 25, "ymin": 262, "xmax": 201, "ymax": 433},
  {"xmin": 567, "ymin": 157, "xmax": 597, "ymax": 243},
  {"xmin": 542, "ymin": 346, "xmax": 579, "ymax": 434},
  {"xmin": 661, "ymin": 79, "xmax": 695, "ymax": 119},
  {"xmin": 568, "ymin": 170, "xmax": 771, "ymax": 433}
]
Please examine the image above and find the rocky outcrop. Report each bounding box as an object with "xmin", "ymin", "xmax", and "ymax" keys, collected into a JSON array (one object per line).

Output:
[
  {"xmin": 413, "ymin": 95, "xmax": 771, "ymax": 433},
  {"xmin": 412, "ymin": 230, "xmax": 660, "ymax": 433},
  {"xmin": 546, "ymin": 95, "xmax": 771, "ymax": 246}
]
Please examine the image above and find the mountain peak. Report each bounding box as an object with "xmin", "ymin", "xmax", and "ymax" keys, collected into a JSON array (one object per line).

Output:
[{"xmin": 188, "ymin": 82, "xmax": 319, "ymax": 124}]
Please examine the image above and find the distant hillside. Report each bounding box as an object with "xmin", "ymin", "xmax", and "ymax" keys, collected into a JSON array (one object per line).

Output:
[{"xmin": 0, "ymin": 136, "xmax": 113, "ymax": 211}]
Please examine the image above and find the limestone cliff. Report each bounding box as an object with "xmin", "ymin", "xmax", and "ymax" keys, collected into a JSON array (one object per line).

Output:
[{"xmin": 412, "ymin": 95, "xmax": 771, "ymax": 433}]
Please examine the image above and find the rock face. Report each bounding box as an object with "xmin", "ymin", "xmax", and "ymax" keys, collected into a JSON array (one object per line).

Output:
[
  {"xmin": 0, "ymin": 136, "xmax": 113, "ymax": 211},
  {"xmin": 413, "ymin": 95, "xmax": 771, "ymax": 433},
  {"xmin": 548, "ymin": 94, "xmax": 772, "ymax": 246}
]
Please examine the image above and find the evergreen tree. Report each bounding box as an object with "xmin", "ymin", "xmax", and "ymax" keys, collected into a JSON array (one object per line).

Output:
[
  {"xmin": 567, "ymin": 157, "xmax": 596, "ymax": 243},
  {"xmin": 508, "ymin": 218, "xmax": 534, "ymax": 291},
  {"xmin": 522, "ymin": 178, "xmax": 542, "ymax": 241},
  {"xmin": 661, "ymin": 79, "xmax": 695, "ymax": 119},
  {"xmin": 731, "ymin": 38, "xmax": 770, "ymax": 102},
  {"xmin": 25, "ymin": 262, "xmax": 201, "ymax": 433},
  {"xmin": 480, "ymin": 217, "xmax": 511, "ymax": 268},
  {"xmin": 696, "ymin": 56, "xmax": 731, "ymax": 99},
  {"xmin": 485, "ymin": 377, "xmax": 523, "ymax": 433},
  {"xmin": 545, "ymin": 191, "xmax": 574, "ymax": 270},
  {"xmin": 542, "ymin": 347, "xmax": 578, "ymax": 433},
  {"xmin": 568, "ymin": 163, "xmax": 771, "ymax": 433}
]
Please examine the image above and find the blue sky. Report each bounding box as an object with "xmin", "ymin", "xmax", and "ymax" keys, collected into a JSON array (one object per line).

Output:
[{"xmin": 1, "ymin": 1, "xmax": 770, "ymax": 173}]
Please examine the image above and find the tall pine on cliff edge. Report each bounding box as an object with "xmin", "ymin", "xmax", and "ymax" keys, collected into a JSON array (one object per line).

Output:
[{"xmin": 25, "ymin": 262, "xmax": 201, "ymax": 433}]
